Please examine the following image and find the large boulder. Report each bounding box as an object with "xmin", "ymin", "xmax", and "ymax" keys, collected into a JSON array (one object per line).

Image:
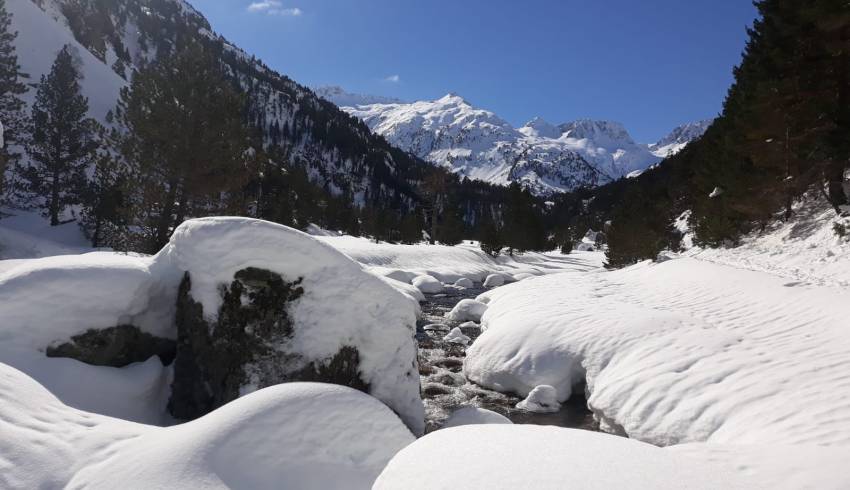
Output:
[{"xmin": 160, "ymin": 218, "xmax": 425, "ymax": 434}]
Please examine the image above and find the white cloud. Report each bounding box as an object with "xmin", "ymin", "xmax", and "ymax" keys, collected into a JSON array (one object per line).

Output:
[
  {"xmin": 384, "ymin": 74, "xmax": 401, "ymax": 83},
  {"xmin": 247, "ymin": 1, "xmax": 302, "ymax": 16}
]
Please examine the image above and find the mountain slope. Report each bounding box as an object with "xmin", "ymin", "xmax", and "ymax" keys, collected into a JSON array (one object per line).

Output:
[
  {"xmin": 10, "ymin": 0, "xmax": 451, "ymax": 213},
  {"xmin": 319, "ymin": 87, "xmax": 710, "ymax": 195},
  {"xmin": 648, "ymin": 119, "xmax": 713, "ymax": 158}
]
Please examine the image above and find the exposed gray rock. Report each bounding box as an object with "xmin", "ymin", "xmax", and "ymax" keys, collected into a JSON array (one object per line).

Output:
[
  {"xmin": 168, "ymin": 267, "xmax": 370, "ymax": 421},
  {"xmin": 46, "ymin": 325, "xmax": 175, "ymax": 367}
]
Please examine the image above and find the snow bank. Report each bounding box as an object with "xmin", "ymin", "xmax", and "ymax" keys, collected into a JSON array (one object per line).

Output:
[
  {"xmin": 317, "ymin": 235, "xmax": 603, "ymax": 284},
  {"xmin": 0, "ymin": 363, "xmax": 414, "ymax": 489},
  {"xmin": 374, "ymin": 425, "xmax": 744, "ymax": 490},
  {"xmin": 483, "ymin": 273, "xmax": 505, "ymax": 288},
  {"xmin": 411, "ymin": 274, "xmax": 443, "ymax": 293},
  {"xmin": 444, "ymin": 298, "xmax": 488, "ymax": 322},
  {"xmin": 453, "ymin": 277, "xmax": 474, "ymax": 288},
  {"xmin": 467, "ymin": 258, "xmax": 850, "ymax": 447},
  {"xmin": 441, "ymin": 406, "xmax": 512, "ymax": 428}
]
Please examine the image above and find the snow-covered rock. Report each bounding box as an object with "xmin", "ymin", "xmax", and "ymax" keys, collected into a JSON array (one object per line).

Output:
[
  {"xmin": 412, "ymin": 274, "xmax": 443, "ymax": 294},
  {"xmin": 0, "ymin": 217, "xmax": 425, "ymax": 435},
  {"xmin": 441, "ymin": 406, "xmax": 512, "ymax": 428},
  {"xmin": 443, "ymin": 327, "xmax": 471, "ymax": 346},
  {"xmin": 374, "ymin": 425, "xmax": 745, "ymax": 490},
  {"xmin": 453, "ymin": 277, "xmax": 474, "ymax": 288},
  {"xmin": 483, "ymin": 273, "xmax": 505, "ymax": 288},
  {"xmin": 0, "ymin": 364, "xmax": 414, "ymax": 490},
  {"xmin": 445, "ymin": 298, "xmax": 488, "ymax": 323},
  {"xmin": 512, "ymin": 272, "xmax": 536, "ymax": 281},
  {"xmin": 515, "ymin": 385, "xmax": 562, "ymax": 413}
]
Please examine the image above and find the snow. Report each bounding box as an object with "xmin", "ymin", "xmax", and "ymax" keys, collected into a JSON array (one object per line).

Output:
[
  {"xmin": 649, "ymin": 119, "xmax": 713, "ymax": 158},
  {"xmin": 0, "ymin": 217, "xmax": 425, "ymax": 434},
  {"xmin": 0, "ymin": 363, "xmax": 414, "ymax": 489},
  {"xmin": 374, "ymin": 425, "xmax": 745, "ymax": 490},
  {"xmin": 483, "ymin": 273, "xmax": 505, "ymax": 288},
  {"xmin": 9, "ymin": 0, "xmax": 126, "ymax": 122},
  {"xmin": 468, "ymin": 256, "xmax": 850, "ymax": 446},
  {"xmin": 441, "ymin": 406, "xmax": 512, "ymax": 428},
  {"xmin": 316, "ymin": 234, "xmax": 604, "ymax": 284},
  {"xmin": 461, "ymin": 206, "xmax": 850, "ymax": 484},
  {"xmin": 411, "ymin": 274, "xmax": 443, "ymax": 293},
  {"xmin": 335, "ymin": 91, "xmax": 696, "ymax": 195},
  {"xmin": 0, "ymin": 209, "xmax": 90, "ymax": 259},
  {"xmin": 444, "ymin": 298, "xmax": 488, "ymax": 322},
  {"xmin": 453, "ymin": 277, "xmax": 474, "ymax": 288},
  {"xmin": 515, "ymin": 385, "xmax": 561, "ymax": 413},
  {"xmin": 442, "ymin": 327, "xmax": 471, "ymax": 346}
]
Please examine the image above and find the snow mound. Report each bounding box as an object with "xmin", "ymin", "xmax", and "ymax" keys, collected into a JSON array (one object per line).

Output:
[
  {"xmin": 516, "ymin": 385, "xmax": 561, "ymax": 413},
  {"xmin": 0, "ymin": 252, "xmax": 173, "ymax": 348},
  {"xmin": 466, "ymin": 257, "xmax": 850, "ymax": 448},
  {"xmin": 0, "ymin": 363, "xmax": 414, "ymax": 489},
  {"xmin": 441, "ymin": 406, "xmax": 512, "ymax": 428},
  {"xmin": 445, "ymin": 298, "xmax": 488, "ymax": 323},
  {"xmin": 374, "ymin": 425, "xmax": 744, "ymax": 490},
  {"xmin": 453, "ymin": 277, "xmax": 474, "ymax": 288},
  {"xmin": 483, "ymin": 273, "xmax": 505, "ymax": 288},
  {"xmin": 443, "ymin": 327, "xmax": 471, "ymax": 346},
  {"xmin": 411, "ymin": 274, "xmax": 443, "ymax": 293}
]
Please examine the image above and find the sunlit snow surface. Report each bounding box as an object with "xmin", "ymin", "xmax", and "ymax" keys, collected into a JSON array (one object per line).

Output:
[{"xmin": 0, "ymin": 366, "xmax": 413, "ymax": 490}]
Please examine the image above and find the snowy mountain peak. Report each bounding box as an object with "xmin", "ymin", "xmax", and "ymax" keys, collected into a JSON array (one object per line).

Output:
[
  {"xmin": 436, "ymin": 93, "xmax": 470, "ymax": 106},
  {"xmin": 559, "ymin": 119, "xmax": 635, "ymax": 146},
  {"xmin": 649, "ymin": 119, "xmax": 714, "ymax": 158},
  {"xmin": 519, "ymin": 117, "xmax": 561, "ymax": 139},
  {"xmin": 314, "ymin": 85, "xmax": 404, "ymax": 108}
]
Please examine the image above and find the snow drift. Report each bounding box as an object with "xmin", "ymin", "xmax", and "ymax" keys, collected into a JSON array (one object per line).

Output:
[
  {"xmin": 0, "ymin": 363, "xmax": 414, "ymax": 489},
  {"xmin": 374, "ymin": 425, "xmax": 744, "ymax": 490}
]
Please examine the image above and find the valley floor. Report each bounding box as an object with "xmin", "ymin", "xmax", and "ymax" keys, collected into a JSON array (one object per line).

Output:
[{"xmin": 0, "ymin": 202, "xmax": 848, "ymax": 488}]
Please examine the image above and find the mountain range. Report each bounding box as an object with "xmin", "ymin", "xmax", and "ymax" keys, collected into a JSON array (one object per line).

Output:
[{"xmin": 317, "ymin": 86, "xmax": 713, "ymax": 195}]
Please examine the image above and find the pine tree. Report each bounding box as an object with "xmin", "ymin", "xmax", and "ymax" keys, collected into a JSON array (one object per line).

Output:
[
  {"xmin": 23, "ymin": 45, "xmax": 98, "ymax": 226},
  {"xmin": 478, "ymin": 212, "xmax": 504, "ymax": 257},
  {"xmin": 0, "ymin": 0, "xmax": 28, "ymax": 203},
  {"xmin": 111, "ymin": 41, "xmax": 253, "ymax": 252},
  {"xmin": 80, "ymin": 151, "xmax": 127, "ymax": 248}
]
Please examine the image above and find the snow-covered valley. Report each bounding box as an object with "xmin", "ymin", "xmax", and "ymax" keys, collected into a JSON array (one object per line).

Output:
[
  {"xmin": 2, "ymin": 198, "xmax": 849, "ymax": 488},
  {"xmin": 1, "ymin": 0, "xmax": 849, "ymax": 487}
]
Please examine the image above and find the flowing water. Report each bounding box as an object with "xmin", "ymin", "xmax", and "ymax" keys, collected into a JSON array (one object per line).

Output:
[{"xmin": 417, "ymin": 284, "xmax": 599, "ymax": 433}]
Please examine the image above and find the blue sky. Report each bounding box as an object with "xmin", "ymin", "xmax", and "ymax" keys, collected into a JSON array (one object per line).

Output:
[{"xmin": 190, "ymin": 0, "xmax": 758, "ymax": 142}]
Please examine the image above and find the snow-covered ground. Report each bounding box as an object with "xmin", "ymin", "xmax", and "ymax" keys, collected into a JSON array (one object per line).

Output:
[
  {"xmin": 3, "ymin": 201, "xmax": 849, "ymax": 487},
  {"xmin": 316, "ymin": 234, "xmax": 603, "ymax": 284},
  {"xmin": 461, "ymin": 201, "xmax": 850, "ymax": 486}
]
